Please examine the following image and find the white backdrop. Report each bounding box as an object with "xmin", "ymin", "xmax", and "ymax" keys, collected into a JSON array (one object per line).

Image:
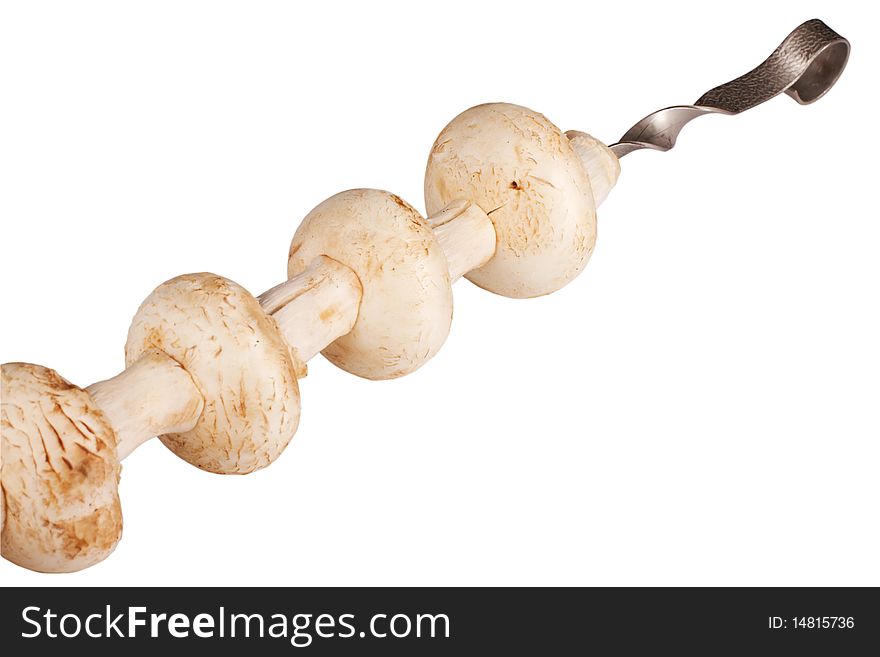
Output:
[{"xmin": 1, "ymin": 1, "xmax": 877, "ymax": 586}]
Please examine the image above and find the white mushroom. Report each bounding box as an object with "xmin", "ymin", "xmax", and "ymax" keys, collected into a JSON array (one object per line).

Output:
[
  {"xmin": 424, "ymin": 102, "xmax": 620, "ymax": 298},
  {"xmin": 1, "ymin": 363, "xmax": 122, "ymax": 573},
  {"xmin": 258, "ymin": 190, "xmax": 495, "ymax": 380},
  {"xmin": 125, "ymin": 273, "xmax": 301, "ymax": 474},
  {"xmin": 289, "ymin": 189, "xmax": 454, "ymax": 380}
]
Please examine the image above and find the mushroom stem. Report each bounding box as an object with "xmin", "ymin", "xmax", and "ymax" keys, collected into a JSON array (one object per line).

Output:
[
  {"xmin": 428, "ymin": 199, "xmax": 496, "ymax": 281},
  {"xmin": 565, "ymin": 130, "xmax": 621, "ymax": 207},
  {"xmin": 259, "ymin": 256, "xmax": 363, "ymax": 366},
  {"xmin": 86, "ymin": 350, "xmax": 205, "ymax": 460}
]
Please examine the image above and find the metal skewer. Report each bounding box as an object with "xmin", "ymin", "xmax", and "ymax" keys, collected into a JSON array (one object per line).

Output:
[{"xmin": 609, "ymin": 18, "xmax": 850, "ymax": 158}]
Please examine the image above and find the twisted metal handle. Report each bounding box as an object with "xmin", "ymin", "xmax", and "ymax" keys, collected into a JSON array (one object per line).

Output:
[{"xmin": 609, "ymin": 19, "xmax": 850, "ymax": 158}]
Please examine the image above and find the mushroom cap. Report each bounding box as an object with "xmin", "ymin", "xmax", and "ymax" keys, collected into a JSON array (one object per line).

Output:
[
  {"xmin": 288, "ymin": 189, "xmax": 453, "ymax": 380},
  {"xmin": 1, "ymin": 363, "xmax": 122, "ymax": 573},
  {"xmin": 424, "ymin": 102, "xmax": 597, "ymax": 298},
  {"xmin": 125, "ymin": 273, "xmax": 300, "ymax": 474}
]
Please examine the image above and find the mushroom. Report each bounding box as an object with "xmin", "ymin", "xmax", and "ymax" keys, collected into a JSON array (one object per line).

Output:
[
  {"xmin": 1, "ymin": 363, "xmax": 122, "ymax": 572},
  {"xmin": 424, "ymin": 102, "xmax": 620, "ymax": 298},
  {"xmin": 279, "ymin": 189, "xmax": 495, "ymax": 379},
  {"xmin": 252, "ymin": 188, "xmax": 494, "ymax": 381},
  {"xmin": 125, "ymin": 274, "xmax": 301, "ymax": 474}
]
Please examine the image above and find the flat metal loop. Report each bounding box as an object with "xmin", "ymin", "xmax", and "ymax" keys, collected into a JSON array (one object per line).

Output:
[{"xmin": 609, "ymin": 19, "xmax": 850, "ymax": 158}]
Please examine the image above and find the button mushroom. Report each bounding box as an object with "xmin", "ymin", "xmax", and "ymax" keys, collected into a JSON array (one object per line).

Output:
[
  {"xmin": 274, "ymin": 189, "xmax": 494, "ymax": 380},
  {"xmin": 125, "ymin": 273, "xmax": 301, "ymax": 474},
  {"xmin": 425, "ymin": 102, "xmax": 620, "ymax": 298},
  {"xmin": 2, "ymin": 363, "xmax": 123, "ymax": 572}
]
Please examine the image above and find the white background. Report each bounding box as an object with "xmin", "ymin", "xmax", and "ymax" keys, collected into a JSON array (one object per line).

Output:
[{"xmin": 1, "ymin": 1, "xmax": 877, "ymax": 586}]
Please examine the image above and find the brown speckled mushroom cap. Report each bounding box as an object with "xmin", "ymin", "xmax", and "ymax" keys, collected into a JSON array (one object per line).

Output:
[
  {"xmin": 287, "ymin": 189, "xmax": 453, "ymax": 380},
  {"xmin": 425, "ymin": 103, "xmax": 597, "ymax": 299},
  {"xmin": 1, "ymin": 363, "xmax": 122, "ymax": 573},
  {"xmin": 125, "ymin": 273, "xmax": 300, "ymax": 474}
]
